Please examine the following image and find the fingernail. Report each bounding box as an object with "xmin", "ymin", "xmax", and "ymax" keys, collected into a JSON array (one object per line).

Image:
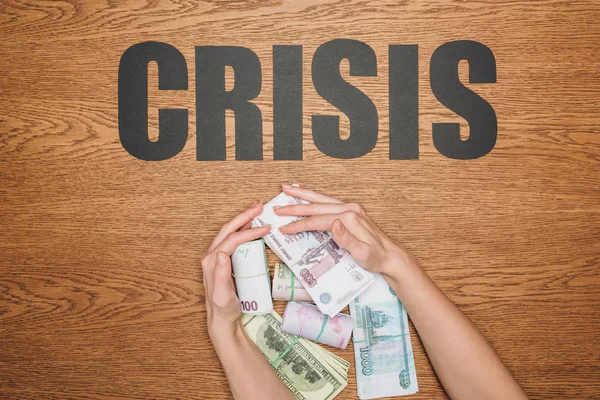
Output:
[
  {"xmin": 282, "ymin": 184, "xmax": 292, "ymax": 189},
  {"xmin": 253, "ymin": 203, "xmax": 262, "ymax": 208},
  {"xmin": 217, "ymin": 252, "xmax": 228, "ymax": 266}
]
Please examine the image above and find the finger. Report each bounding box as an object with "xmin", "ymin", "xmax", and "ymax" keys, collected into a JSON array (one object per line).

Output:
[
  {"xmin": 275, "ymin": 203, "xmax": 355, "ymax": 217},
  {"xmin": 213, "ymin": 252, "xmax": 239, "ymax": 308},
  {"xmin": 331, "ymin": 219, "xmax": 372, "ymax": 266},
  {"xmin": 208, "ymin": 204, "xmax": 263, "ymax": 252},
  {"xmin": 279, "ymin": 211, "xmax": 374, "ymax": 243},
  {"xmin": 240, "ymin": 221, "xmax": 253, "ymax": 231},
  {"xmin": 216, "ymin": 252, "xmax": 236, "ymax": 293},
  {"xmin": 200, "ymin": 253, "xmax": 217, "ymax": 296},
  {"xmin": 282, "ymin": 184, "xmax": 343, "ymax": 204},
  {"xmin": 279, "ymin": 213, "xmax": 344, "ymax": 234},
  {"xmin": 213, "ymin": 225, "xmax": 271, "ymax": 255},
  {"xmin": 279, "ymin": 214, "xmax": 334, "ymax": 233}
]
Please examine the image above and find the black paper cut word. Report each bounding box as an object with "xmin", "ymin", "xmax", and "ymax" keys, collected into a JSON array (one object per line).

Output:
[{"xmin": 118, "ymin": 39, "xmax": 496, "ymax": 161}]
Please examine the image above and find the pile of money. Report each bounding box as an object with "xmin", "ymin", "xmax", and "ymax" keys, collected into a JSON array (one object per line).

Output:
[
  {"xmin": 231, "ymin": 239, "xmax": 273, "ymax": 314},
  {"xmin": 272, "ymin": 262, "xmax": 313, "ymax": 302},
  {"xmin": 242, "ymin": 310, "xmax": 349, "ymax": 400},
  {"xmin": 252, "ymin": 190, "xmax": 374, "ymax": 316},
  {"xmin": 281, "ymin": 302, "xmax": 353, "ymax": 350},
  {"xmin": 235, "ymin": 187, "xmax": 419, "ymax": 399},
  {"xmin": 350, "ymin": 274, "xmax": 419, "ymax": 398}
]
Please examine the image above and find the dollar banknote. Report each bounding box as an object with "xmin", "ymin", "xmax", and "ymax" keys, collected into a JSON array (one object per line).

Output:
[
  {"xmin": 231, "ymin": 239, "xmax": 273, "ymax": 314},
  {"xmin": 272, "ymin": 262, "xmax": 313, "ymax": 302},
  {"xmin": 242, "ymin": 310, "xmax": 348, "ymax": 400},
  {"xmin": 349, "ymin": 274, "xmax": 419, "ymax": 399},
  {"xmin": 252, "ymin": 189, "xmax": 374, "ymax": 317},
  {"xmin": 282, "ymin": 301, "xmax": 353, "ymax": 350}
]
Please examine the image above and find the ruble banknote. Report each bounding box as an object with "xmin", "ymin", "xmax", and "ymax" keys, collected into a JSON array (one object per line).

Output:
[
  {"xmin": 272, "ymin": 262, "xmax": 313, "ymax": 302},
  {"xmin": 252, "ymin": 189, "xmax": 373, "ymax": 316},
  {"xmin": 349, "ymin": 274, "xmax": 419, "ymax": 399},
  {"xmin": 231, "ymin": 239, "xmax": 273, "ymax": 314},
  {"xmin": 282, "ymin": 301, "xmax": 353, "ymax": 350}
]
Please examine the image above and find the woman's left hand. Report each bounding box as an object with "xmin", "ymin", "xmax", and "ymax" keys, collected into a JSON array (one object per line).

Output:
[
  {"xmin": 201, "ymin": 204, "xmax": 270, "ymax": 343},
  {"xmin": 275, "ymin": 184, "xmax": 414, "ymax": 277}
]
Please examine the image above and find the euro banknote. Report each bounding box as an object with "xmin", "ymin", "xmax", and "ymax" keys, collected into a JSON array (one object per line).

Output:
[
  {"xmin": 349, "ymin": 274, "xmax": 419, "ymax": 399},
  {"xmin": 252, "ymin": 190, "xmax": 374, "ymax": 316},
  {"xmin": 242, "ymin": 310, "xmax": 348, "ymax": 400}
]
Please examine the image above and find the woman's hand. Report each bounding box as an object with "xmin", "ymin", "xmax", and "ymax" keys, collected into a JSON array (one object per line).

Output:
[
  {"xmin": 201, "ymin": 205, "xmax": 296, "ymax": 400},
  {"xmin": 201, "ymin": 204, "xmax": 270, "ymax": 343},
  {"xmin": 276, "ymin": 184, "xmax": 417, "ymax": 277},
  {"xmin": 277, "ymin": 185, "xmax": 528, "ymax": 400}
]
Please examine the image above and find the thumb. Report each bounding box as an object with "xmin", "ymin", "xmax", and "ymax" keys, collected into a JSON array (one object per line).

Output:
[{"xmin": 331, "ymin": 219, "xmax": 372, "ymax": 267}]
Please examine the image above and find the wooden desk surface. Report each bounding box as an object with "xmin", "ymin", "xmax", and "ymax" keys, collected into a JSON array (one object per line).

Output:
[{"xmin": 1, "ymin": 1, "xmax": 599, "ymax": 399}]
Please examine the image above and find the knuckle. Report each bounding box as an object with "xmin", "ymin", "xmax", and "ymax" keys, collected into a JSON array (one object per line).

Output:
[
  {"xmin": 217, "ymin": 223, "xmax": 230, "ymax": 236},
  {"xmin": 287, "ymin": 220, "xmax": 302, "ymax": 230},
  {"xmin": 347, "ymin": 202, "xmax": 364, "ymax": 215},
  {"xmin": 308, "ymin": 215, "xmax": 321, "ymax": 225},
  {"xmin": 230, "ymin": 231, "xmax": 242, "ymax": 241},
  {"xmin": 289, "ymin": 219, "xmax": 307, "ymax": 231},
  {"xmin": 343, "ymin": 210, "xmax": 360, "ymax": 223},
  {"xmin": 222, "ymin": 232, "xmax": 235, "ymax": 244},
  {"xmin": 200, "ymin": 254, "xmax": 212, "ymax": 269},
  {"xmin": 289, "ymin": 205, "xmax": 308, "ymax": 216}
]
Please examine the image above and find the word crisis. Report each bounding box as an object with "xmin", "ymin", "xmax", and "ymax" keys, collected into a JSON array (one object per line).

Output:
[{"xmin": 118, "ymin": 39, "xmax": 497, "ymax": 161}]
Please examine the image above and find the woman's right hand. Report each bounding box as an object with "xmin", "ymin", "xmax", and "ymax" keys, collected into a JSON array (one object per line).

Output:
[
  {"xmin": 201, "ymin": 204, "xmax": 270, "ymax": 343},
  {"xmin": 275, "ymin": 185, "xmax": 419, "ymax": 277}
]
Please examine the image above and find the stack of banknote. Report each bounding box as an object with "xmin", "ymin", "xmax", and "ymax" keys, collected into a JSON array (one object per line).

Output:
[
  {"xmin": 242, "ymin": 310, "xmax": 349, "ymax": 400},
  {"xmin": 272, "ymin": 262, "xmax": 313, "ymax": 302},
  {"xmin": 350, "ymin": 274, "xmax": 419, "ymax": 398},
  {"xmin": 281, "ymin": 301, "xmax": 353, "ymax": 350},
  {"xmin": 232, "ymin": 239, "xmax": 273, "ymax": 314},
  {"xmin": 252, "ymin": 190, "xmax": 374, "ymax": 316},
  {"xmin": 237, "ymin": 187, "xmax": 419, "ymax": 399}
]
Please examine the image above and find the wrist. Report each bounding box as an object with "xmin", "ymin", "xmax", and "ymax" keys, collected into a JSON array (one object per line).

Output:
[
  {"xmin": 209, "ymin": 318, "xmax": 247, "ymax": 353},
  {"xmin": 380, "ymin": 246, "xmax": 422, "ymax": 281}
]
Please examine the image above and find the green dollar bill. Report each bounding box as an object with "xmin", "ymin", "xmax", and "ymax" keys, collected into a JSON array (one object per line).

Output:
[{"xmin": 242, "ymin": 311, "xmax": 348, "ymax": 400}]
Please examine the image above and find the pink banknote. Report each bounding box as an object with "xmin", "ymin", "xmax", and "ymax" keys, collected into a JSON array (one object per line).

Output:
[{"xmin": 281, "ymin": 301, "xmax": 353, "ymax": 349}]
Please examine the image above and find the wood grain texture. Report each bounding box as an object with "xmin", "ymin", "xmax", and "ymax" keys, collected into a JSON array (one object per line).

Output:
[{"xmin": 1, "ymin": 0, "xmax": 599, "ymax": 398}]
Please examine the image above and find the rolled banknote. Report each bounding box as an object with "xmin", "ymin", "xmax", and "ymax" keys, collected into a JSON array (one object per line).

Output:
[
  {"xmin": 281, "ymin": 301, "xmax": 353, "ymax": 350},
  {"xmin": 231, "ymin": 239, "xmax": 273, "ymax": 315},
  {"xmin": 350, "ymin": 274, "xmax": 419, "ymax": 399},
  {"xmin": 242, "ymin": 310, "xmax": 348, "ymax": 400},
  {"xmin": 252, "ymin": 188, "xmax": 374, "ymax": 317},
  {"xmin": 272, "ymin": 262, "xmax": 313, "ymax": 302}
]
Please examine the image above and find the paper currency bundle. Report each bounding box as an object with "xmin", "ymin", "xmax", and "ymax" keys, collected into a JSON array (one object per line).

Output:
[
  {"xmin": 281, "ymin": 302, "xmax": 353, "ymax": 350},
  {"xmin": 272, "ymin": 262, "xmax": 313, "ymax": 302},
  {"xmin": 350, "ymin": 274, "xmax": 419, "ymax": 399},
  {"xmin": 252, "ymin": 190, "xmax": 374, "ymax": 317},
  {"xmin": 242, "ymin": 310, "xmax": 349, "ymax": 400},
  {"xmin": 231, "ymin": 239, "xmax": 273, "ymax": 315}
]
